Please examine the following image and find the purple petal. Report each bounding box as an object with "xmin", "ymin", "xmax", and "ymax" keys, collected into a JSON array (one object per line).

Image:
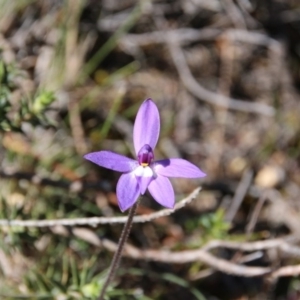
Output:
[
  {"xmin": 133, "ymin": 98, "xmax": 160, "ymax": 155},
  {"xmin": 136, "ymin": 176, "xmax": 153, "ymax": 195},
  {"xmin": 154, "ymin": 158, "xmax": 206, "ymax": 178},
  {"xmin": 84, "ymin": 151, "xmax": 137, "ymax": 172},
  {"xmin": 148, "ymin": 175, "xmax": 174, "ymax": 208},
  {"xmin": 117, "ymin": 172, "xmax": 140, "ymax": 212},
  {"xmin": 134, "ymin": 166, "xmax": 154, "ymax": 194}
]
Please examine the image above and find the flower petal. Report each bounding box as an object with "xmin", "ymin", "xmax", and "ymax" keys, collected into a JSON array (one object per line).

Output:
[
  {"xmin": 84, "ymin": 151, "xmax": 137, "ymax": 172},
  {"xmin": 133, "ymin": 98, "xmax": 160, "ymax": 155},
  {"xmin": 148, "ymin": 175, "xmax": 174, "ymax": 208},
  {"xmin": 134, "ymin": 166, "xmax": 154, "ymax": 194},
  {"xmin": 154, "ymin": 158, "xmax": 206, "ymax": 178},
  {"xmin": 117, "ymin": 172, "xmax": 140, "ymax": 212}
]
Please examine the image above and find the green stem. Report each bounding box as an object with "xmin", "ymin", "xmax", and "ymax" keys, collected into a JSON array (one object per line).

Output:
[{"xmin": 98, "ymin": 201, "xmax": 139, "ymax": 300}]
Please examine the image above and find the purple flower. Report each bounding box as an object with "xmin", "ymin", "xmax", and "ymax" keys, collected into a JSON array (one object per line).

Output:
[{"xmin": 84, "ymin": 98, "xmax": 206, "ymax": 212}]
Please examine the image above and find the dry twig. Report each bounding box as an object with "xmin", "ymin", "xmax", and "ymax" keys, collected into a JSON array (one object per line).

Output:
[
  {"xmin": 56, "ymin": 226, "xmax": 300, "ymax": 279},
  {"xmin": 120, "ymin": 28, "xmax": 280, "ymax": 49},
  {"xmin": 225, "ymin": 169, "xmax": 253, "ymax": 222},
  {"xmin": 167, "ymin": 38, "xmax": 275, "ymax": 116},
  {"xmin": 203, "ymin": 237, "xmax": 300, "ymax": 255},
  {"xmin": 121, "ymin": 27, "xmax": 280, "ymax": 117},
  {"xmin": 0, "ymin": 187, "xmax": 201, "ymax": 227},
  {"xmin": 96, "ymin": 237, "xmax": 300, "ymax": 278},
  {"xmin": 108, "ymin": 237, "xmax": 300, "ymax": 278},
  {"xmin": 246, "ymin": 190, "xmax": 268, "ymax": 236},
  {"xmin": 221, "ymin": 0, "xmax": 247, "ymax": 29}
]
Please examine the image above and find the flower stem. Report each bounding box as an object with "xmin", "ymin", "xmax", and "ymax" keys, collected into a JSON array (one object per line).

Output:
[{"xmin": 98, "ymin": 201, "xmax": 139, "ymax": 300}]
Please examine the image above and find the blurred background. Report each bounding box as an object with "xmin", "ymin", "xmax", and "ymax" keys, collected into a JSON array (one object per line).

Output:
[{"xmin": 0, "ymin": 0, "xmax": 300, "ymax": 299}]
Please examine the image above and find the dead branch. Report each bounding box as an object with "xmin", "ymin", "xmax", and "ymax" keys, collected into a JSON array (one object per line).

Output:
[
  {"xmin": 246, "ymin": 190, "xmax": 268, "ymax": 236},
  {"xmin": 50, "ymin": 224, "xmax": 300, "ymax": 279},
  {"xmin": 221, "ymin": 0, "xmax": 247, "ymax": 29},
  {"xmin": 120, "ymin": 28, "xmax": 280, "ymax": 49},
  {"xmin": 168, "ymin": 39, "xmax": 275, "ymax": 116},
  {"xmin": 120, "ymin": 27, "xmax": 220, "ymax": 47},
  {"xmin": 120, "ymin": 243, "xmax": 271, "ymax": 277},
  {"xmin": 0, "ymin": 187, "xmax": 201, "ymax": 227},
  {"xmin": 78, "ymin": 233, "xmax": 300, "ymax": 278},
  {"xmin": 121, "ymin": 26, "xmax": 280, "ymax": 117},
  {"xmin": 105, "ymin": 238, "xmax": 300, "ymax": 278},
  {"xmin": 203, "ymin": 237, "xmax": 300, "ymax": 258},
  {"xmin": 225, "ymin": 169, "xmax": 253, "ymax": 222}
]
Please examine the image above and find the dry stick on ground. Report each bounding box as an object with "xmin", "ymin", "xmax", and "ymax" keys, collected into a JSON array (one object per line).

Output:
[
  {"xmin": 121, "ymin": 24, "xmax": 282, "ymax": 102},
  {"xmin": 121, "ymin": 27, "xmax": 278, "ymax": 116},
  {"xmin": 110, "ymin": 238, "xmax": 300, "ymax": 278},
  {"xmin": 53, "ymin": 223, "xmax": 300, "ymax": 278},
  {"xmin": 225, "ymin": 169, "xmax": 253, "ymax": 222},
  {"xmin": 121, "ymin": 28, "xmax": 280, "ymax": 49},
  {"xmin": 202, "ymin": 237, "xmax": 300, "ymax": 257},
  {"xmin": 221, "ymin": 0, "xmax": 247, "ymax": 29},
  {"xmin": 224, "ymin": 176, "xmax": 264, "ymax": 285},
  {"xmin": 246, "ymin": 190, "xmax": 268, "ymax": 237},
  {"xmin": 105, "ymin": 240, "xmax": 271, "ymax": 277},
  {"xmin": 192, "ymin": 168, "xmax": 253, "ymax": 280},
  {"xmin": 272, "ymin": 265, "xmax": 300, "ymax": 277},
  {"xmin": 167, "ymin": 37, "xmax": 275, "ymax": 116},
  {"xmin": 0, "ymin": 187, "xmax": 201, "ymax": 227},
  {"xmin": 244, "ymin": 190, "xmax": 277, "ymax": 297},
  {"xmin": 120, "ymin": 27, "xmax": 220, "ymax": 46}
]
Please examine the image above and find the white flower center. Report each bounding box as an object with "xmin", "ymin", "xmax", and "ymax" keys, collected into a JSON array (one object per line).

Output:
[{"xmin": 134, "ymin": 165, "xmax": 153, "ymax": 177}]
